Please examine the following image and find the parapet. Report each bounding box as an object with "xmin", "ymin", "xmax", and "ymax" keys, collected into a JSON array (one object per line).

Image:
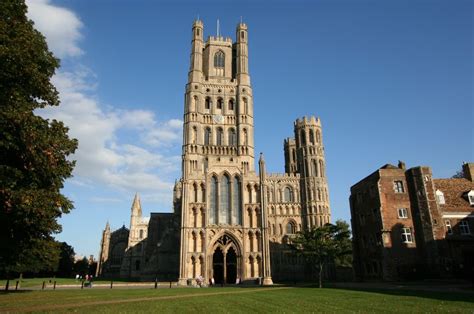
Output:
[
  {"xmin": 294, "ymin": 116, "xmax": 321, "ymax": 127},
  {"xmin": 207, "ymin": 36, "xmax": 233, "ymax": 44}
]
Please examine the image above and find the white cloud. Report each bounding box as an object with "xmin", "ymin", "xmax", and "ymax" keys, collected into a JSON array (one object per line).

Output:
[
  {"xmin": 26, "ymin": 0, "xmax": 83, "ymax": 58},
  {"xmin": 39, "ymin": 69, "xmax": 182, "ymax": 196}
]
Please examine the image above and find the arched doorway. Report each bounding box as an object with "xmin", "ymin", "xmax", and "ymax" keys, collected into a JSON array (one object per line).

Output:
[
  {"xmin": 213, "ymin": 247, "xmax": 224, "ymax": 284},
  {"xmin": 211, "ymin": 234, "xmax": 240, "ymax": 284}
]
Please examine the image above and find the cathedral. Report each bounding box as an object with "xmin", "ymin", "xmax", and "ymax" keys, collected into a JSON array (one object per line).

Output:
[{"xmin": 96, "ymin": 20, "xmax": 331, "ymax": 284}]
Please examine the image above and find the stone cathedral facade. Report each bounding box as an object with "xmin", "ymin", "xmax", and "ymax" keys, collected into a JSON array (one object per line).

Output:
[{"xmin": 97, "ymin": 20, "xmax": 331, "ymax": 284}]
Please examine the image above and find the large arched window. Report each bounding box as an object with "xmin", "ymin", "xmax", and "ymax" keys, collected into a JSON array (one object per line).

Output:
[
  {"xmin": 205, "ymin": 97, "xmax": 211, "ymax": 110},
  {"xmin": 228, "ymin": 99, "xmax": 234, "ymax": 111},
  {"xmin": 210, "ymin": 176, "xmax": 218, "ymax": 224},
  {"xmin": 300, "ymin": 130, "xmax": 306, "ymax": 145},
  {"xmin": 228, "ymin": 128, "xmax": 236, "ymax": 146},
  {"xmin": 220, "ymin": 175, "xmax": 231, "ymax": 224},
  {"xmin": 204, "ymin": 128, "xmax": 211, "ymax": 145},
  {"xmin": 284, "ymin": 187, "xmax": 293, "ymax": 203},
  {"xmin": 214, "ymin": 50, "xmax": 225, "ymax": 68},
  {"xmin": 216, "ymin": 98, "xmax": 223, "ymax": 110},
  {"xmin": 286, "ymin": 222, "xmax": 296, "ymax": 234},
  {"xmin": 216, "ymin": 128, "xmax": 223, "ymax": 146},
  {"xmin": 233, "ymin": 176, "xmax": 242, "ymax": 225}
]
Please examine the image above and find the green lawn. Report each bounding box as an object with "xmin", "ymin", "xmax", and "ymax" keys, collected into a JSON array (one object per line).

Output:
[
  {"xmin": 0, "ymin": 277, "xmax": 139, "ymax": 288},
  {"xmin": 1, "ymin": 285, "xmax": 473, "ymax": 313}
]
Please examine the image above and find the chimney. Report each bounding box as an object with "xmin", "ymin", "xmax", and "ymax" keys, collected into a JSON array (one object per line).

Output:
[
  {"xmin": 462, "ymin": 162, "xmax": 474, "ymax": 181},
  {"xmin": 398, "ymin": 160, "xmax": 406, "ymax": 170}
]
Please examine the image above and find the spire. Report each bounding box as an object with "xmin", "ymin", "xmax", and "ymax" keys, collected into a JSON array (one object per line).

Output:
[
  {"xmin": 259, "ymin": 152, "xmax": 266, "ymax": 180},
  {"xmin": 131, "ymin": 193, "xmax": 142, "ymax": 217},
  {"xmin": 105, "ymin": 221, "xmax": 110, "ymax": 232}
]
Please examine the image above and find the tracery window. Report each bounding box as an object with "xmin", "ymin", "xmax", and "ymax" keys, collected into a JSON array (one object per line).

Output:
[
  {"xmin": 214, "ymin": 50, "xmax": 225, "ymax": 68},
  {"xmin": 220, "ymin": 175, "xmax": 231, "ymax": 224},
  {"xmin": 284, "ymin": 187, "xmax": 293, "ymax": 203},
  {"xmin": 233, "ymin": 176, "xmax": 242, "ymax": 225},
  {"xmin": 286, "ymin": 222, "xmax": 296, "ymax": 234},
  {"xmin": 210, "ymin": 176, "xmax": 218, "ymax": 224}
]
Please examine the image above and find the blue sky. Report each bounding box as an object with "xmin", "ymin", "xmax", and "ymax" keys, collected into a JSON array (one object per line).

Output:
[{"xmin": 27, "ymin": 0, "xmax": 473, "ymax": 257}]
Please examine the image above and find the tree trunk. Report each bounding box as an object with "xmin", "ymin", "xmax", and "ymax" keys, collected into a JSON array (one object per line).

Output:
[{"xmin": 319, "ymin": 262, "xmax": 323, "ymax": 288}]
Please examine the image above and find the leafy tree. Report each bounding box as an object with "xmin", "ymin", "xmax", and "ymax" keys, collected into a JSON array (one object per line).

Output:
[
  {"xmin": 73, "ymin": 257, "xmax": 90, "ymax": 277},
  {"xmin": 452, "ymin": 169, "xmax": 464, "ymax": 179},
  {"xmin": 290, "ymin": 220, "xmax": 352, "ymax": 288},
  {"xmin": 0, "ymin": 0, "xmax": 77, "ymax": 285},
  {"xmin": 57, "ymin": 242, "xmax": 75, "ymax": 277}
]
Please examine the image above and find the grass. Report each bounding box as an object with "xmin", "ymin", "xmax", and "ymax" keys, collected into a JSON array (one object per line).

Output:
[
  {"xmin": 0, "ymin": 277, "xmax": 140, "ymax": 288},
  {"xmin": 0, "ymin": 285, "xmax": 473, "ymax": 313}
]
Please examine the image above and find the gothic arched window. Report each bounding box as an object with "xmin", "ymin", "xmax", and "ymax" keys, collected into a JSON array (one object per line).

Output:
[
  {"xmin": 204, "ymin": 128, "xmax": 211, "ymax": 145},
  {"xmin": 217, "ymin": 98, "xmax": 223, "ymax": 110},
  {"xmin": 214, "ymin": 50, "xmax": 225, "ymax": 68},
  {"xmin": 193, "ymin": 183, "xmax": 198, "ymax": 202},
  {"xmin": 243, "ymin": 128, "xmax": 248, "ymax": 145},
  {"xmin": 312, "ymin": 159, "xmax": 318, "ymax": 177},
  {"xmin": 319, "ymin": 160, "xmax": 325, "ymax": 177},
  {"xmin": 300, "ymin": 130, "xmax": 306, "ymax": 145},
  {"xmin": 233, "ymin": 176, "xmax": 242, "ymax": 225},
  {"xmin": 284, "ymin": 187, "xmax": 293, "ymax": 203},
  {"xmin": 316, "ymin": 130, "xmax": 321, "ymax": 143},
  {"xmin": 220, "ymin": 175, "xmax": 231, "ymax": 224},
  {"xmin": 205, "ymin": 97, "xmax": 211, "ymax": 110},
  {"xmin": 309, "ymin": 129, "xmax": 315, "ymax": 145},
  {"xmin": 210, "ymin": 176, "xmax": 218, "ymax": 224},
  {"xmin": 216, "ymin": 128, "xmax": 223, "ymax": 146},
  {"xmin": 192, "ymin": 126, "xmax": 197, "ymax": 144},
  {"xmin": 228, "ymin": 99, "xmax": 234, "ymax": 111},
  {"xmin": 286, "ymin": 222, "xmax": 296, "ymax": 234},
  {"xmin": 228, "ymin": 128, "xmax": 236, "ymax": 146}
]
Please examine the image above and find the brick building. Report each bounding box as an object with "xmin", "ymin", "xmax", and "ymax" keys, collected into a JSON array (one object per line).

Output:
[{"xmin": 350, "ymin": 162, "xmax": 474, "ymax": 281}]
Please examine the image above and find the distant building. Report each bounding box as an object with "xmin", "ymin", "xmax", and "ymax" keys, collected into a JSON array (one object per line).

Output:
[
  {"xmin": 96, "ymin": 20, "xmax": 333, "ymax": 284},
  {"xmin": 350, "ymin": 162, "xmax": 474, "ymax": 281}
]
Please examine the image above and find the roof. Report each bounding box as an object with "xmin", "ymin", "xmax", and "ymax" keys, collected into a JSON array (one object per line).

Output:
[{"xmin": 434, "ymin": 178, "xmax": 474, "ymax": 212}]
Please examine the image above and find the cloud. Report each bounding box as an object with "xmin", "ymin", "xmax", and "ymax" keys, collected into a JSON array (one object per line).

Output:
[
  {"xmin": 26, "ymin": 0, "xmax": 83, "ymax": 58},
  {"xmin": 39, "ymin": 69, "xmax": 182, "ymax": 196}
]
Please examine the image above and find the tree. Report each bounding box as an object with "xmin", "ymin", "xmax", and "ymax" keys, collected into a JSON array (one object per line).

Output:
[
  {"xmin": 0, "ymin": 0, "xmax": 77, "ymax": 285},
  {"xmin": 57, "ymin": 242, "xmax": 75, "ymax": 277},
  {"xmin": 290, "ymin": 220, "xmax": 352, "ymax": 288},
  {"xmin": 73, "ymin": 257, "xmax": 90, "ymax": 277}
]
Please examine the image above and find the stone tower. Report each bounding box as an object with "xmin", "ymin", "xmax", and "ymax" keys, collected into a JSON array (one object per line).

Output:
[
  {"xmin": 178, "ymin": 19, "xmax": 272, "ymax": 285},
  {"xmin": 287, "ymin": 116, "xmax": 331, "ymax": 228},
  {"xmin": 96, "ymin": 222, "xmax": 110, "ymax": 276},
  {"xmin": 120, "ymin": 194, "xmax": 148, "ymax": 278}
]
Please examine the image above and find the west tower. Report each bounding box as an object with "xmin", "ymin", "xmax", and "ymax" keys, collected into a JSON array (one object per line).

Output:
[{"xmin": 178, "ymin": 20, "xmax": 271, "ymax": 285}]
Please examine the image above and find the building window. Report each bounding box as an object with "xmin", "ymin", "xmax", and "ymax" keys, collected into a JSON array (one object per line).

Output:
[
  {"xmin": 220, "ymin": 175, "xmax": 231, "ymax": 224},
  {"xmin": 436, "ymin": 190, "xmax": 445, "ymax": 205},
  {"xmin": 309, "ymin": 129, "xmax": 315, "ymax": 145},
  {"xmin": 468, "ymin": 190, "xmax": 474, "ymax": 206},
  {"xmin": 205, "ymin": 97, "xmax": 211, "ymax": 110},
  {"xmin": 445, "ymin": 220, "xmax": 453, "ymax": 234},
  {"xmin": 210, "ymin": 176, "xmax": 218, "ymax": 224},
  {"xmin": 286, "ymin": 222, "xmax": 296, "ymax": 234},
  {"xmin": 284, "ymin": 187, "xmax": 293, "ymax": 203},
  {"xmin": 216, "ymin": 128, "xmax": 223, "ymax": 146},
  {"xmin": 205, "ymin": 128, "xmax": 213, "ymax": 145},
  {"xmin": 300, "ymin": 130, "xmax": 306, "ymax": 145},
  {"xmin": 394, "ymin": 181, "xmax": 405, "ymax": 193},
  {"xmin": 228, "ymin": 128, "xmax": 236, "ymax": 146},
  {"xmin": 401, "ymin": 227, "xmax": 413, "ymax": 243},
  {"xmin": 233, "ymin": 176, "xmax": 242, "ymax": 225},
  {"xmin": 216, "ymin": 98, "xmax": 223, "ymax": 110},
  {"xmin": 228, "ymin": 99, "xmax": 234, "ymax": 111},
  {"xmin": 460, "ymin": 220, "xmax": 471, "ymax": 235},
  {"xmin": 139, "ymin": 229, "xmax": 144, "ymax": 239},
  {"xmin": 214, "ymin": 50, "xmax": 225, "ymax": 68},
  {"xmin": 398, "ymin": 208, "xmax": 408, "ymax": 219}
]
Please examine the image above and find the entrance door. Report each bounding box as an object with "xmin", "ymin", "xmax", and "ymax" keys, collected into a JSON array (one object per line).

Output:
[
  {"xmin": 213, "ymin": 247, "xmax": 224, "ymax": 284},
  {"xmin": 226, "ymin": 247, "xmax": 237, "ymax": 284}
]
